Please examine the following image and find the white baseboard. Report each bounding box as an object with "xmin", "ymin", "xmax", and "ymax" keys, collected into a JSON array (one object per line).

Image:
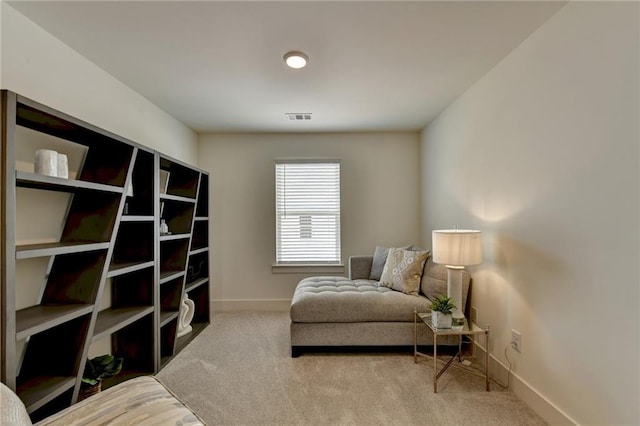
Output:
[
  {"xmin": 473, "ymin": 341, "xmax": 576, "ymax": 425},
  {"xmin": 211, "ymin": 299, "xmax": 290, "ymax": 312}
]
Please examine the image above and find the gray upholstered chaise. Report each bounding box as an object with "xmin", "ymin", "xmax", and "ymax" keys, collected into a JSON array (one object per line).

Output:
[{"xmin": 290, "ymin": 255, "xmax": 471, "ymax": 357}]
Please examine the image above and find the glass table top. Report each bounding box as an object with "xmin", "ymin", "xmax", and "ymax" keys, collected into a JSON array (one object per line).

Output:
[{"xmin": 417, "ymin": 313, "xmax": 487, "ymax": 336}]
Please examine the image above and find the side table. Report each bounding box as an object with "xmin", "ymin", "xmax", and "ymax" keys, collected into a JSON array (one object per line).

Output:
[{"xmin": 414, "ymin": 308, "xmax": 490, "ymax": 392}]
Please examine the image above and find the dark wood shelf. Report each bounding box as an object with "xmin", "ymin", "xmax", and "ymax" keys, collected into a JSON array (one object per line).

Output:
[
  {"xmin": 159, "ymin": 325, "xmax": 208, "ymax": 370},
  {"xmin": 159, "ymin": 193, "xmax": 196, "ymax": 204},
  {"xmin": 16, "ymin": 95, "xmax": 134, "ymax": 158},
  {"xmin": 2, "ymin": 92, "xmax": 210, "ymax": 417},
  {"xmin": 159, "ymin": 233, "xmax": 190, "ymax": 242},
  {"xmin": 189, "ymin": 247, "xmax": 209, "ymax": 256},
  {"xmin": 160, "ymin": 356, "xmax": 172, "ymax": 369},
  {"xmin": 185, "ymin": 277, "xmax": 209, "ymax": 293},
  {"xmin": 120, "ymin": 215, "xmax": 154, "ymax": 222},
  {"xmin": 17, "ymin": 375, "xmax": 75, "ymax": 414},
  {"xmin": 16, "ymin": 171, "xmax": 124, "ymax": 194},
  {"xmin": 190, "ymin": 220, "xmax": 208, "ymax": 252},
  {"xmin": 16, "ymin": 304, "xmax": 94, "ymax": 340},
  {"xmin": 159, "ymin": 270, "xmax": 185, "ymax": 284},
  {"xmin": 107, "ymin": 260, "xmax": 154, "ymax": 278},
  {"xmin": 174, "ymin": 322, "xmax": 208, "ymax": 358},
  {"xmin": 195, "ymin": 175, "xmax": 209, "ymax": 217},
  {"xmin": 16, "ymin": 241, "xmax": 109, "ymax": 260},
  {"xmin": 160, "ymin": 311, "xmax": 179, "ymax": 327},
  {"xmin": 92, "ymin": 306, "xmax": 154, "ymax": 342}
]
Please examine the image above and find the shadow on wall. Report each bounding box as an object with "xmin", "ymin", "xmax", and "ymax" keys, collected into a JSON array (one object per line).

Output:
[
  {"xmin": 487, "ymin": 232, "xmax": 566, "ymax": 310},
  {"xmin": 469, "ymin": 231, "xmax": 568, "ymax": 322},
  {"xmin": 494, "ymin": 234, "xmax": 564, "ymax": 277},
  {"xmin": 468, "ymin": 234, "xmax": 566, "ymax": 371}
]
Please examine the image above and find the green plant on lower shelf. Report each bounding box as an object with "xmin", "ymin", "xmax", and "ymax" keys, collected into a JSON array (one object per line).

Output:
[
  {"xmin": 82, "ymin": 354, "xmax": 123, "ymax": 386},
  {"xmin": 429, "ymin": 294, "xmax": 456, "ymax": 315}
]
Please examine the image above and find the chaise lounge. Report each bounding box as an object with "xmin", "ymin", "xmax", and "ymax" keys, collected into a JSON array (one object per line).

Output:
[{"xmin": 290, "ymin": 248, "xmax": 471, "ymax": 357}]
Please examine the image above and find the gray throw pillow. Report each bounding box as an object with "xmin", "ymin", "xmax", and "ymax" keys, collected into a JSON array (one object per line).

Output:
[{"xmin": 369, "ymin": 244, "xmax": 412, "ymax": 280}]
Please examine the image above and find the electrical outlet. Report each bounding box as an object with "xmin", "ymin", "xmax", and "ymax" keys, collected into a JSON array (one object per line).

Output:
[
  {"xmin": 511, "ymin": 329, "xmax": 522, "ymax": 353},
  {"xmin": 470, "ymin": 306, "xmax": 478, "ymax": 323}
]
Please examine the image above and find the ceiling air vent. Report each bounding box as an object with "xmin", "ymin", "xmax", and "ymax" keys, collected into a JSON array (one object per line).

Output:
[{"xmin": 286, "ymin": 113, "xmax": 312, "ymax": 121}]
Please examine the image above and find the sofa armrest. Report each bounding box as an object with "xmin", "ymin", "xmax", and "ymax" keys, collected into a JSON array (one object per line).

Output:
[
  {"xmin": 349, "ymin": 256, "xmax": 373, "ymax": 280},
  {"xmin": 34, "ymin": 376, "xmax": 204, "ymax": 426},
  {"xmin": 1, "ymin": 381, "xmax": 31, "ymax": 426}
]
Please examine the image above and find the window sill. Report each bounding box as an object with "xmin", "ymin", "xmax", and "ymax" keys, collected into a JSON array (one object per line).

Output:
[{"xmin": 272, "ymin": 264, "xmax": 345, "ymax": 274}]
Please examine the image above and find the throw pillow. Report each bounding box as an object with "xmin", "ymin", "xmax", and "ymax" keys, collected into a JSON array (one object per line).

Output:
[
  {"xmin": 379, "ymin": 248, "xmax": 430, "ymax": 295},
  {"xmin": 369, "ymin": 244, "xmax": 412, "ymax": 280}
]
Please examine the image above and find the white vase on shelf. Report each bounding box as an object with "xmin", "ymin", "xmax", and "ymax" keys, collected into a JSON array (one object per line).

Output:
[
  {"xmin": 160, "ymin": 219, "xmax": 169, "ymax": 235},
  {"xmin": 176, "ymin": 293, "xmax": 195, "ymax": 338}
]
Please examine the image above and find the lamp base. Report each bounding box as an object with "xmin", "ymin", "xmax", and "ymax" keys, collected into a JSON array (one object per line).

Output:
[{"xmin": 446, "ymin": 266, "xmax": 465, "ymax": 322}]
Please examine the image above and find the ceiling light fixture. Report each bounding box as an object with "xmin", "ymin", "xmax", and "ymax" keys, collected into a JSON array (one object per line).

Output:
[{"xmin": 284, "ymin": 51, "xmax": 308, "ymax": 69}]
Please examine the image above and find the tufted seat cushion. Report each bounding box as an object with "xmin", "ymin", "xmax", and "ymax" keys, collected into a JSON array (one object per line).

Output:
[{"xmin": 290, "ymin": 276, "xmax": 431, "ymax": 323}]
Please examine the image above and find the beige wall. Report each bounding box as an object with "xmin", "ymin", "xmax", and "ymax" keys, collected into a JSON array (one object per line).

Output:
[
  {"xmin": 420, "ymin": 2, "xmax": 638, "ymax": 425},
  {"xmin": 198, "ymin": 132, "xmax": 421, "ymax": 310},
  {"xmin": 1, "ymin": 3, "xmax": 197, "ymax": 163}
]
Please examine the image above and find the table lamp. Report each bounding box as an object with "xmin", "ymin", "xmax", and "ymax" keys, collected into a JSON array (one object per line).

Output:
[{"xmin": 432, "ymin": 229, "xmax": 482, "ymax": 325}]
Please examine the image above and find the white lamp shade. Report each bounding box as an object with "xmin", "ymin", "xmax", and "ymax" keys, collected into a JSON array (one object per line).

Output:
[{"xmin": 432, "ymin": 229, "xmax": 483, "ymax": 266}]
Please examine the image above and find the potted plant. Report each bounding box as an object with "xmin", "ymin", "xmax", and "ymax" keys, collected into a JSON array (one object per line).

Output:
[
  {"xmin": 79, "ymin": 354, "xmax": 123, "ymax": 401},
  {"xmin": 430, "ymin": 294, "xmax": 456, "ymax": 329}
]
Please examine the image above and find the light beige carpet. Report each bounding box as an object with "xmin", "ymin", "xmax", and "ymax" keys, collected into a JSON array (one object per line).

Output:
[{"xmin": 157, "ymin": 312, "xmax": 546, "ymax": 426}]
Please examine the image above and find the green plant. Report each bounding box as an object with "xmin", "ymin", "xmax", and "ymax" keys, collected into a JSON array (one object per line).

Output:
[
  {"xmin": 429, "ymin": 294, "xmax": 456, "ymax": 315},
  {"xmin": 82, "ymin": 354, "xmax": 123, "ymax": 386}
]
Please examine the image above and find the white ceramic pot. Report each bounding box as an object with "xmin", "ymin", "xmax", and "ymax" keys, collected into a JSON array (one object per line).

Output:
[{"xmin": 431, "ymin": 311, "xmax": 452, "ymax": 329}]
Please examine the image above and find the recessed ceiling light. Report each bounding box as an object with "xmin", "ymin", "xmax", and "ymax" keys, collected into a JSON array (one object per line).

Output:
[{"xmin": 284, "ymin": 51, "xmax": 308, "ymax": 69}]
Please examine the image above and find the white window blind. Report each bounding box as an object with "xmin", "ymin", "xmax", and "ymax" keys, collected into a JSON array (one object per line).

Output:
[{"xmin": 275, "ymin": 161, "xmax": 341, "ymax": 264}]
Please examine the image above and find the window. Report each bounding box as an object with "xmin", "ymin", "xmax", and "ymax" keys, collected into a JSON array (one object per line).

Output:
[{"xmin": 275, "ymin": 161, "xmax": 341, "ymax": 264}]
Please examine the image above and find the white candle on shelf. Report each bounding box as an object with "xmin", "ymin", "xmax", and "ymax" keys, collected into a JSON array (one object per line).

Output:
[
  {"xmin": 34, "ymin": 149, "xmax": 58, "ymax": 177},
  {"xmin": 57, "ymin": 154, "xmax": 69, "ymax": 179}
]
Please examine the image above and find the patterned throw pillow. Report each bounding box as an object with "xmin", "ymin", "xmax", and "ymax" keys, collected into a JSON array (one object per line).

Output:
[
  {"xmin": 379, "ymin": 248, "xmax": 430, "ymax": 295},
  {"xmin": 369, "ymin": 244, "xmax": 412, "ymax": 280}
]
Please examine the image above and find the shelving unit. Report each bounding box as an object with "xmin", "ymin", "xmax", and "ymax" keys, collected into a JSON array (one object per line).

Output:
[
  {"xmin": 181, "ymin": 174, "xmax": 210, "ymax": 351},
  {"xmin": 156, "ymin": 156, "xmax": 209, "ymax": 368},
  {"xmin": 1, "ymin": 90, "xmax": 210, "ymax": 420}
]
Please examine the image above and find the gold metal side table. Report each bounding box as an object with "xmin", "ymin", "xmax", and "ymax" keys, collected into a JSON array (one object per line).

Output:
[{"xmin": 414, "ymin": 308, "xmax": 490, "ymax": 393}]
